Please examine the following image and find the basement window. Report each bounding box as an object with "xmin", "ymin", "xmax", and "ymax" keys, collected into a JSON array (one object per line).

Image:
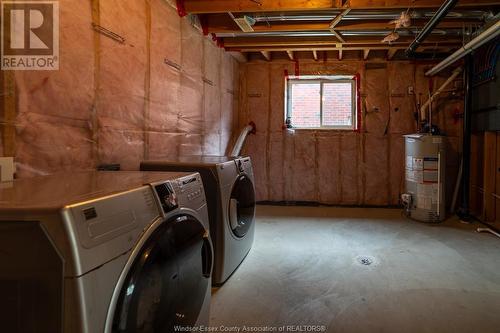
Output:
[{"xmin": 285, "ymin": 76, "xmax": 357, "ymax": 130}]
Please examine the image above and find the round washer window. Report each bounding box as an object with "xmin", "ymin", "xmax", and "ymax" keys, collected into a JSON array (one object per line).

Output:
[
  {"xmin": 228, "ymin": 175, "xmax": 256, "ymax": 238},
  {"xmin": 111, "ymin": 215, "xmax": 212, "ymax": 332}
]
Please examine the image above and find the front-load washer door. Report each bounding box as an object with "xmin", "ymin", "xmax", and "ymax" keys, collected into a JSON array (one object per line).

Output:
[
  {"xmin": 111, "ymin": 214, "xmax": 212, "ymax": 333},
  {"xmin": 228, "ymin": 174, "xmax": 256, "ymax": 238}
]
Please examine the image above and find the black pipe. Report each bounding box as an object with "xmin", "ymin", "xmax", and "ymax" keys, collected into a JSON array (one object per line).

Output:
[
  {"xmin": 458, "ymin": 54, "xmax": 473, "ymax": 221},
  {"xmin": 405, "ymin": 0, "xmax": 458, "ymax": 57}
]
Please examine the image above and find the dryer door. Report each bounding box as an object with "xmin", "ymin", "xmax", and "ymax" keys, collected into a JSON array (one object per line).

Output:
[
  {"xmin": 111, "ymin": 214, "xmax": 212, "ymax": 333},
  {"xmin": 228, "ymin": 174, "xmax": 256, "ymax": 238}
]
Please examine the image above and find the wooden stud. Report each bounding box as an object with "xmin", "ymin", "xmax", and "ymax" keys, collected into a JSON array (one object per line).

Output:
[
  {"xmin": 261, "ymin": 51, "xmax": 272, "ymax": 61},
  {"xmin": 313, "ymin": 50, "xmax": 318, "ymax": 61},
  {"xmin": 1, "ymin": 71, "xmax": 16, "ymax": 157},
  {"xmin": 143, "ymin": 0, "xmax": 152, "ymax": 160},
  {"xmin": 387, "ymin": 48, "xmax": 398, "ymax": 59},
  {"xmin": 332, "ymin": 30, "xmax": 346, "ymax": 43},
  {"xmin": 484, "ymin": 131, "xmax": 497, "ymax": 221},
  {"xmin": 496, "ymin": 132, "xmax": 500, "ymax": 223},
  {"xmin": 363, "ymin": 49, "xmax": 370, "ymax": 60},
  {"xmin": 286, "ymin": 50, "xmax": 294, "ymax": 60},
  {"xmin": 91, "ymin": 0, "xmax": 100, "ymax": 165},
  {"xmin": 329, "ymin": 8, "xmax": 351, "ymax": 30}
]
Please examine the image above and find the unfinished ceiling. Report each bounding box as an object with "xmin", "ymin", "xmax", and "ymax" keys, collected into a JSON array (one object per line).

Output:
[{"xmin": 176, "ymin": 0, "xmax": 500, "ymax": 61}]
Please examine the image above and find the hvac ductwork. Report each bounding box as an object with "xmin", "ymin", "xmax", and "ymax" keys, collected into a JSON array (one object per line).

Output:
[
  {"xmin": 216, "ymin": 29, "xmax": 464, "ymax": 38},
  {"xmin": 405, "ymin": 0, "xmax": 459, "ymax": 56},
  {"xmin": 250, "ymin": 9, "xmax": 489, "ymax": 23}
]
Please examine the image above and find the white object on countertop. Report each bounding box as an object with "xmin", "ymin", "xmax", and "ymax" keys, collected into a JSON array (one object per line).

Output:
[{"xmin": 0, "ymin": 157, "xmax": 15, "ymax": 182}]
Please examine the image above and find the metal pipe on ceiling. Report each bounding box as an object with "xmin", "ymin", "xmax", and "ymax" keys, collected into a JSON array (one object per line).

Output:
[
  {"xmin": 215, "ymin": 29, "xmax": 463, "ymax": 38},
  {"xmin": 250, "ymin": 10, "xmax": 489, "ymax": 23},
  {"xmin": 405, "ymin": 0, "xmax": 459, "ymax": 56},
  {"xmin": 425, "ymin": 20, "xmax": 500, "ymax": 76}
]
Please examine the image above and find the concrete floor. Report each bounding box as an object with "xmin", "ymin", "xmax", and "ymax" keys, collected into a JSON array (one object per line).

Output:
[{"xmin": 210, "ymin": 205, "xmax": 500, "ymax": 333}]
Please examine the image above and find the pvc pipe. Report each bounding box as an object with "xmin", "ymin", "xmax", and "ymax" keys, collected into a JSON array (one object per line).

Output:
[
  {"xmin": 426, "ymin": 20, "xmax": 500, "ymax": 76},
  {"xmin": 420, "ymin": 67, "xmax": 462, "ymax": 121}
]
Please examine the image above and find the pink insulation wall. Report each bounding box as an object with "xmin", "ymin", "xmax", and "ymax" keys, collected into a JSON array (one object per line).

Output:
[
  {"xmin": 1, "ymin": 0, "xmax": 239, "ymax": 177},
  {"xmin": 239, "ymin": 60, "xmax": 463, "ymax": 206}
]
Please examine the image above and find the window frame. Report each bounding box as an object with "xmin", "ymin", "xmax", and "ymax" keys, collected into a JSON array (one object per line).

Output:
[{"xmin": 285, "ymin": 75, "xmax": 358, "ymax": 130}]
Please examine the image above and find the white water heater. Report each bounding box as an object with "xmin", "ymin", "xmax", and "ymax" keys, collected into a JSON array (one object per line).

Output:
[{"xmin": 403, "ymin": 134, "xmax": 446, "ymax": 222}]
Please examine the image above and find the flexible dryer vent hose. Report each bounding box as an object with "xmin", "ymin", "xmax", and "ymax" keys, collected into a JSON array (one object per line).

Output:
[{"xmin": 230, "ymin": 122, "xmax": 256, "ymax": 157}]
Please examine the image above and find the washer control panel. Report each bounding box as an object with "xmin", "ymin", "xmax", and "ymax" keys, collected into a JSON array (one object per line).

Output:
[
  {"xmin": 176, "ymin": 173, "xmax": 206, "ymax": 207},
  {"xmin": 152, "ymin": 173, "xmax": 206, "ymax": 214}
]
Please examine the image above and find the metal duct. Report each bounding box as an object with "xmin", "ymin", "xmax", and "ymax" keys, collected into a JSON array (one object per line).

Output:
[
  {"xmin": 406, "ymin": 0, "xmax": 459, "ymax": 56},
  {"xmin": 216, "ymin": 29, "xmax": 463, "ymax": 38},
  {"xmin": 251, "ymin": 9, "xmax": 488, "ymax": 23},
  {"xmin": 425, "ymin": 20, "xmax": 500, "ymax": 76}
]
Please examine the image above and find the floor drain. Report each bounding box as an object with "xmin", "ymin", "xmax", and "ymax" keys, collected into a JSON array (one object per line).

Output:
[{"xmin": 356, "ymin": 255, "xmax": 374, "ymax": 266}]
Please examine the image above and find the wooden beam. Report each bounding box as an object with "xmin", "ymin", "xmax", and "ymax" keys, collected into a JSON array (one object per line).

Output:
[
  {"xmin": 182, "ymin": 0, "xmax": 335, "ymax": 14},
  {"xmin": 261, "ymin": 51, "xmax": 271, "ymax": 61},
  {"xmin": 387, "ymin": 48, "xmax": 398, "ymax": 59},
  {"xmin": 226, "ymin": 45, "xmax": 449, "ymax": 52},
  {"xmin": 313, "ymin": 50, "xmax": 318, "ymax": 61},
  {"xmin": 329, "ymin": 8, "xmax": 350, "ymax": 29},
  {"xmin": 346, "ymin": 0, "xmax": 500, "ymax": 9},
  {"xmin": 181, "ymin": 0, "xmax": 500, "ymax": 13},
  {"xmin": 333, "ymin": 30, "xmax": 346, "ymax": 43},
  {"xmin": 206, "ymin": 17, "xmax": 481, "ymax": 34},
  {"xmin": 363, "ymin": 49, "xmax": 370, "ymax": 60},
  {"xmin": 228, "ymin": 51, "xmax": 248, "ymax": 62},
  {"xmin": 286, "ymin": 50, "xmax": 295, "ymax": 60}
]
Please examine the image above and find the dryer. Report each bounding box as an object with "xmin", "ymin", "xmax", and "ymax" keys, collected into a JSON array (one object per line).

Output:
[
  {"xmin": 141, "ymin": 156, "xmax": 256, "ymax": 285},
  {"xmin": 0, "ymin": 171, "xmax": 213, "ymax": 333}
]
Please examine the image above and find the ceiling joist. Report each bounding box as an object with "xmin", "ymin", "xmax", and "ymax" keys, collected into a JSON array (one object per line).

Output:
[
  {"xmin": 180, "ymin": 0, "xmax": 500, "ymax": 14},
  {"xmin": 203, "ymin": 19, "xmax": 479, "ymax": 34},
  {"xmin": 261, "ymin": 51, "xmax": 271, "ymax": 61},
  {"xmin": 222, "ymin": 36, "xmax": 462, "ymax": 48},
  {"xmin": 329, "ymin": 8, "xmax": 351, "ymax": 29},
  {"xmin": 186, "ymin": 0, "xmax": 499, "ymax": 62}
]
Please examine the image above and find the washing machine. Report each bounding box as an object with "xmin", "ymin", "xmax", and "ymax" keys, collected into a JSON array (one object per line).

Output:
[
  {"xmin": 141, "ymin": 156, "xmax": 256, "ymax": 285},
  {"xmin": 0, "ymin": 170, "xmax": 213, "ymax": 333}
]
